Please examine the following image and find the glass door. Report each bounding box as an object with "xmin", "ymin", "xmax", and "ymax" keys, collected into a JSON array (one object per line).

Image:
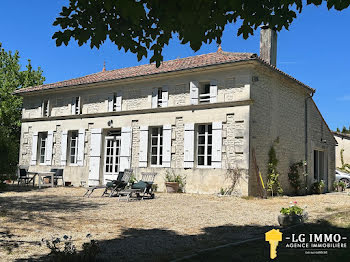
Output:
[{"xmin": 104, "ymin": 135, "xmax": 121, "ymax": 183}]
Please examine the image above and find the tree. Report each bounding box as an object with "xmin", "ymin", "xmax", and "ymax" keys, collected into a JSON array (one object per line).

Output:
[
  {"xmin": 0, "ymin": 43, "xmax": 45, "ymax": 180},
  {"xmin": 52, "ymin": 0, "xmax": 350, "ymax": 66}
]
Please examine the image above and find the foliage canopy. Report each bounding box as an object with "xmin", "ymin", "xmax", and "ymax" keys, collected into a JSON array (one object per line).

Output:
[{"xmin": 53, "ymin": 0, "xmax": 350, "ymax": 66}]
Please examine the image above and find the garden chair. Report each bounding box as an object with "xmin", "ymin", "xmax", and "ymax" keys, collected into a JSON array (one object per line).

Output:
[
  {"xmin": 83, "ymin": 169, "xmax": 133, "ymax": 197},
  {"xmin": 130, "ymin": 172, "xmax": 157, "ymax": 199},
  {"xmin": 48, "ymin": 168, "xmax": 65, "ymax": 186},
  {"xmin": 17, "ymin": 166, "xmax": 35, "ymax": 186}
]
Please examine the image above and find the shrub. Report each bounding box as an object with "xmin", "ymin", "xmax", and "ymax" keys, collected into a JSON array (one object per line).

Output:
[
  {"xmin": 311, "ymin": 180, "xmax": 325, "ymax": 194},
  {"xmin": 288, "ymin": 161, "xmax": 303, "ymax": 195},
  {"xmin": 266, "ymin": 146, "xmax": 283, "ymax": 196}
]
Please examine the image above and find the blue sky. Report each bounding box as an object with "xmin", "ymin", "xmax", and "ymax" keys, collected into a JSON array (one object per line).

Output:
[{"xmin": 0, "ymin": 1, "xmax": 349, "ymax": 130}]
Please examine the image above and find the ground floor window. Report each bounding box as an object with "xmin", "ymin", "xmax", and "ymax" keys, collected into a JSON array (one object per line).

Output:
[
  {"xmin": 197, "ymin": 124, "xmax": 212, "ymax": 166},
  {"xmin": 38, "ymin": 132, "xmax": 48, "ymax": 164},
  {"xmin": 69, "ymin": 130, "xmax": 79, "ymax": 164},
  {"xmin": 150, "ymin": 127, "xmax": 163, "ymax": 166}
]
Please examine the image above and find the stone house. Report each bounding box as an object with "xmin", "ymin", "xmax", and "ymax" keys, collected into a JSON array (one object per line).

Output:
[
  {"xmin": 15, "ymin": 28, "xmax": 336, "ymax": 195},
  {"xmin": 333, "ymin": 132, "xmax": 350, "ymax": 170}
]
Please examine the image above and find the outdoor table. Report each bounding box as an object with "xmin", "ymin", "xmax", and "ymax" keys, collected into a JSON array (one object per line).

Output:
[{"xmin": 27, "ymin": 171, "xmax": 55, "ymax": 188}]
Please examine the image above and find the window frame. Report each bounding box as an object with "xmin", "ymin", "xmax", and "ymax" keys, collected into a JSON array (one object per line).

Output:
[
  {"xmin": 149, "ymin": 126, "xmax": 163, "ymax": 167},
  {"xmin": 74, "ymin": 96, "xmax": 81, "ymax": 115},
  {"xmin": 314, "ymin": 150, "xmax": 325, "ymax": 181},
  {"xmin": 38, "ymin": 132, "xmax": 48, "ymax": 164},
  {"xmin": 68, "ymin": 130, "xmax": 79, "ymax": 165},
  {"xmin": 199, "ymin": 82, "xmax": 211, "ymax": 104},
  {"xmin": 42, "ymin": 100, "xmax": 49, "ymax": 117},
  {"xmin": 157, "ymin": 88, "xmax": 163, "ymax": 107},
  {"xmin": 196, "ymin": 123, "xmax": 213, "ymax": 167}
]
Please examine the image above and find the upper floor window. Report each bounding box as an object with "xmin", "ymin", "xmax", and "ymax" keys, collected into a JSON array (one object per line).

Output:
[
  {"xmin": 199, "ymin": 82, "xmax": 210, "ymax": 103},
  {"xmin": 69, "ymin": 130, "xmax": 79, "ymax": 164},
  {"xmin": 150, "ymin": 126, "xmax": 163, "ymax": 166},
  {"xmin": 42, "ymin": 100, "xmax": 49, "ymax": 117},
  {"xmin": 38, "ymin": 132, "xmax": 48, "ymax": 164},
  {"xmin": 72, "ymin": 96, "xmax": 81, "ymax": 115},
  {"xmin": 197, "ymin": 124, "xmax": 212, "ymax": 166},
  {"xmin": 152, "ymin": 87, "xmax": 168, "ymax": 108}
]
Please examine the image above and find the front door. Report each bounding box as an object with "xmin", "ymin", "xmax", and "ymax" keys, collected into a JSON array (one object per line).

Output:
[{"xmin": 104, "ymin": 135, "xmax": 121, "ymax": 183}]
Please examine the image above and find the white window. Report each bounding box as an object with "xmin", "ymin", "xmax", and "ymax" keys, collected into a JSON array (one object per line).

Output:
[
  {"xmin": 197, "ymin": 124, "xmax": 212, "ymax": 166},
  {"xmin": 69, "ymin": 130, "xmax": 79, "ymax": 164},
  {"xmin": 38, "ymin": 132, "xmax": 48, "ymax": 164},
  {"xmin": 42, "ymin": 100, "xmax": 49, "ymax": 117},
  {"xmin": 150, "ymin": 127, "xmax": 163, "ymax": 166},
  {"xmin": 152, "ymin": 87, "xmax": 168, "ymax": 108},
  {"xmin": 113, "ymin": 94, "xmax": 118, "ymax": 111},
  {"xmin": 199, "ymin": 82, "xmax": 210, "ymax": 103}
]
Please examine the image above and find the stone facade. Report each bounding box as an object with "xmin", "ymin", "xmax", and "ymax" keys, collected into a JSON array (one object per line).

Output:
[
  {"xmin": 334, "ymin": 133, "xmax": 350, "ymax": 169},
  {"xmin": 18, "ymin": 61, "xmax": 335, "ymax": 195}
]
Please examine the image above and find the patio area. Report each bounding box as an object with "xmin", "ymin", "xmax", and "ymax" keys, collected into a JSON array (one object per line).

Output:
[{"xmin": 0, "ymin": 187, "xmax": 349, "ymax": 261}]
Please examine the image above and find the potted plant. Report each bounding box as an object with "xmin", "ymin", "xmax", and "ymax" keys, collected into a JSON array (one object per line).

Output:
[
  {"xmin": 164, "ymin": 170, "xmax": 185, "ymax": 193},
  {"xmin": 333, "ymin": 181, "xmax": 346, "ymax": 192},
  {"xmin": 311, "ymin": 180, "xmax": 325, "ymax": 194},
  {"xmin": 278, "ymin": 201, "xmax": 308, "ymax": 227}
]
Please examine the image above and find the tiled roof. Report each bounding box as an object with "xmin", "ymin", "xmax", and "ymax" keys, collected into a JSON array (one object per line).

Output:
[
  {"xmin": 333, "ymin": 131, "xmax": 350, "ymax": 139},
  {"xmin": 14, "ymin": 51, "xmax": 314, "ymax": 94}
]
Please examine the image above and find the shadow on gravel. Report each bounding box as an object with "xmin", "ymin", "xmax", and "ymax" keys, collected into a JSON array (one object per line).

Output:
[{"xmin": 12, "ymin": 220, "xmax": 350, "ymax": 262}]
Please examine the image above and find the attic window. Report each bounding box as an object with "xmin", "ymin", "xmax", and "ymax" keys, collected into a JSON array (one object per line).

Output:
[
  {"xmin": 74, "ymin": 96, "xmax": 81, "ymax": 115},
  {"xmin": 199, "ymin": 82, "xmax": 210, "ymax": 103}
]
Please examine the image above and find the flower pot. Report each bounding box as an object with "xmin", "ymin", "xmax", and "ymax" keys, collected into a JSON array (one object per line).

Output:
[
  {"xmin": 278, "ymin": 214, "xmax": 305, "ymax": 227},
  {"xmin": 165, "ymin": 182, "xmax": 179, "ymax": 193},
  {"xmin": 43, "ymin": 178, "xmax": 51, "ymax": 184}
]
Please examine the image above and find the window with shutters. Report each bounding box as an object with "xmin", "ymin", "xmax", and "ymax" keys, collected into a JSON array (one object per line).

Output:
[
  {"xmin": 74, "ymin": 96, "xmax": 81, "ymax": 114},
  {"xmin": 197, "ymin": 124, "xmax": 212, "ymax": 166},
  {"xmin": 199, "ymin": 82, "xmax": 210, "ymax": 103},
  {"xmin": 42, "ymin": 100, "xmax": 49, "ymax": 117},
  {"xmin": 69, "ymin": 130, "xmax": 79, "ymax": 165},
  {"xmin": 150, "ymin": 127, "xmax": 163, "ymax": 166},
  {"xmin": 38, "ymin": 132, "xmax": 48, "ymax": 164},
  {"xmin": 154, "ymin": 88, "xmax": 165, "ymax": 107}
]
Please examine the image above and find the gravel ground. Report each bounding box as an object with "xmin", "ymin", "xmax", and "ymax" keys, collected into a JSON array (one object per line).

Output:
[{"xmin": 0, "ymin": 187, "xmax": 349, "ymax": 261}]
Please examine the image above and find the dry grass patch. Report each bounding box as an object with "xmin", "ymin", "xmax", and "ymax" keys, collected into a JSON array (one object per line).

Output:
[{"xmin": 0, "ymin": 187, "xmax": 349, "ymax": 261}]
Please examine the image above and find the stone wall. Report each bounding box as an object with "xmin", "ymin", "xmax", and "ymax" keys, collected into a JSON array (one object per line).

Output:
[{"xmin": 334, "ymin": 134, "xmax": 350, "ymax": 169}]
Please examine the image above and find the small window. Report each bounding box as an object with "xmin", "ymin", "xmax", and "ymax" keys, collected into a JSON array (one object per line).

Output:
[
  {"xmin": 157, "ymin": 88, "xmax": 163, "ymax": 107},
  {"xmin": 74, "ymin": 97, "xmax": 81, "ymax": 115},
  {"xmin": 197, "ymin": 124, "xmax": 212, "ymax": 166},
  {"xmin": 42, "ymin": 100, "xmax": 49, "ymax": 117},
  {"xmin": 150, "ymin": 127, "xmax": 163, "ymax": 166},
  {"xmin": 38, "ymin": 132, "xmax": 48, "ymax": 164},
  {"xmin": 112, "ymin": 94, "xmax": 118, "ymax": 111},
  {"xmin": 199, "ymin": 82, "xmax": 210, "ymax": 103},
  {"xmin": 69, "ymin": 131, "xmax": 79, "ymax": 164}
]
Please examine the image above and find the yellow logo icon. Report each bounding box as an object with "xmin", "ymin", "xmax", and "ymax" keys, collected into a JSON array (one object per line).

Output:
[{"xmin": 265, "ymin": 229, "xmax": 283, "ymax": 259}]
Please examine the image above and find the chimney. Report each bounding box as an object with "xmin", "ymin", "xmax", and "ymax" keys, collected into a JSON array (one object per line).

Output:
[{"xmin": 260, "ymin": 25, "xmax": 277, "ymax": 66}]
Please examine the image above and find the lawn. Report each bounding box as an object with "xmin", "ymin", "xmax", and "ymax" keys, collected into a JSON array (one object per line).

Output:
[{"xmin": 0, "ymin": 187, "xmax": 349, "ymax": 261}]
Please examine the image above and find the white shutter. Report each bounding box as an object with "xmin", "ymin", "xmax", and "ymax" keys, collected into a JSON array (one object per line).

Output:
[
  {"xmin": 212, "ymin": 122, "xmax": 222, "ymax": 168},
  {"xmin": 184, "ymin": 123, "xmax": 195, "ymax": 168},
  {"xmin": 88, "ymin": 128, "xmax": 102, "ymax": 186},
  {"xmin": 190, "ymin": 81, "xmax": 199, "ymax": 105},
  {"xmin": 77, "ymin": 128, "xmax": 85, "ymax": 166},
  {"xmin": 116, "ymin": 92, "xmax": 122, "ymax": 111},
  {"xmin": 163, "ymin": 124, "xmax": 172, "ymax": 167},
  {"xmin": 152, "ymin": 88, "xmax": 158, "ymax": 108},
  {"xmin": 120, "ymin": 126, "xmax": 132, "ymax": 171},
  {"xmin": 45, "ymin": 131, "xmax": 54, "ymax": 165},
  {"xmin": 60, "ymin": 130, "xmax": 68, "ymax": 166},
  {"xmin": 162, "ymin": 86, "xmax": 168, "ymax": 107},
  {"xmin": 71, "ymin": 97, "xmax": 76, "ymax": 115},
  {"xmin": 210, "ymin": 80, "xmax": 218, "ymax": 103},
  {"xmin": 30, "ymin": 132, "xmax": 38, "ymax": 165},
  {"xmin": 138, "ymin": 126, "xmax": 149, "ymax": 167},
  {"xmin": 108, "ymin": 95, "xmax": 114, "ymax": 112}
]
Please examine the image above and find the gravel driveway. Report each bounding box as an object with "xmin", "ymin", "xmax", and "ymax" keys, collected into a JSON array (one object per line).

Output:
[{"xmin": 0, "ymin": 187, "xmax": 349, "ymax": 261}]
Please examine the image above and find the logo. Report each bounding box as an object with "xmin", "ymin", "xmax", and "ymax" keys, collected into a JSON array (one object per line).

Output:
[{"xmin": 265, "ymin": 229, "xmax": 283, "ymax": 259}]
